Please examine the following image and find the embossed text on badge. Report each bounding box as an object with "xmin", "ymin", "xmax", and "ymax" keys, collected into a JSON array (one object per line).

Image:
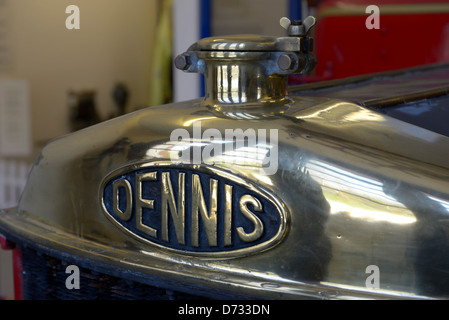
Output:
[{"xmin": 100, "ymin": 162, "xmax": 288, "ymax": 258}]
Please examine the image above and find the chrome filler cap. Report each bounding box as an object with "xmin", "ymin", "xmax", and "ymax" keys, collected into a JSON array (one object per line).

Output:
[{"xmin": 174, "ymin": 17, "xmax": 317, "ymax": 108}]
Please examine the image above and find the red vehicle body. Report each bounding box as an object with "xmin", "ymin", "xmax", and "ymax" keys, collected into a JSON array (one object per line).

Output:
[{"xmin": 313, "ymin": 0, "xmax": 449, "ymax": 80}]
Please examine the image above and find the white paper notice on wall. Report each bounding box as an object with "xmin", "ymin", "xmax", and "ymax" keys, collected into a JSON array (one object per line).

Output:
[{"xmin": 0, "ymin": 80, "xmax": 31, "ymax": 157}]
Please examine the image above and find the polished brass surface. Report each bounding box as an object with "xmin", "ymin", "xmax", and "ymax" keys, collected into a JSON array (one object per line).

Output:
[
  {"xmin": 203, "ymin": 59, "xmax": 292, "ymax": 109},
  {"xmin": 1, "ymin": 18, "xmax": 449, "ymax": 299},
  {"xmin": 2, "ymin": 87, "xmax": 449, "ymax": 298}
]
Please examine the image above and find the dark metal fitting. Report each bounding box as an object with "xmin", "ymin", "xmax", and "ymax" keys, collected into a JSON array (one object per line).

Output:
[
  {"xmin": 278, "ymin": 54, "xmax": 296, "ymax": 71},
  {"xmin": 174, "ymin": 54, "xmax": 191, "ymax": 70}
]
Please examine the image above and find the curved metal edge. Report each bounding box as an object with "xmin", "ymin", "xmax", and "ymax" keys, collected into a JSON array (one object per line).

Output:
[
  {"xmin": 290, "ymin": 62, "xmax": 449, "ymax": 92},
  {"xmin": 0, "ymin": 208, "xmax": 431, "ymax": 300}
]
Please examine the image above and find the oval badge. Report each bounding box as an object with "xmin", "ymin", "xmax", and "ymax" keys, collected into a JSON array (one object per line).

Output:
[{"xmin": 100, "ymin": 162, "xmax": 289, "ymax": 258}]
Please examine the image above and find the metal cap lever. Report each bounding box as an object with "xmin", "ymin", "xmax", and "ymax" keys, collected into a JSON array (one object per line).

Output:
[{"xmin": 280, "ymin": 16, "xmax": 316, "ymax": 36}]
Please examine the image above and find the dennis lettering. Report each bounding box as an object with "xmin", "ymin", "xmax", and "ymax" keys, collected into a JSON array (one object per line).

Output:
[{"xmin": 100, "ymin": 163, "xmax": 288, "ymax": 258}]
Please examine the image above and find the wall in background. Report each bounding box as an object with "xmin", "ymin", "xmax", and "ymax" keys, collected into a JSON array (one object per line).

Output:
[
  {"xmin": 211, "ymin": 0, "xmax": 288, "ymax": 36},
  {"xmin": 2, "ymin": 0, "xmax": 158, "ymax": 150},
  {"xmin": 0, "ymin": 0, "xmax": 160, "ymax": 300}
]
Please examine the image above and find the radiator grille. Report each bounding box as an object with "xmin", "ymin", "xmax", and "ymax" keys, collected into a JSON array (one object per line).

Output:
[{"xmin": 19, "ymin": 246, "xmax": 206, "ymax": 300}]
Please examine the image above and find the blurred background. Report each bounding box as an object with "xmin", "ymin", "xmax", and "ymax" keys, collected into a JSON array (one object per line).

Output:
[{"xmin": 1, "ymin": 0, "xmax": 449, "ymax": 299}]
